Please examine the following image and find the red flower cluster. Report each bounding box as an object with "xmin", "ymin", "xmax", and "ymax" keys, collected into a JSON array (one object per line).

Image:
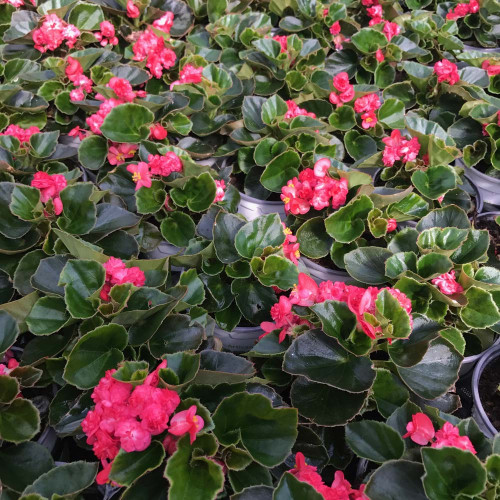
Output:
[
  {"xmin": 66, "ymin": 57, "xmax": 93, "ymax": 102},
  {"xmin": 365, "ymin": 4, "xmax": 401, "ymax": 40},
  {"xmin": 132, "ymin": 29, "xmax": 177, "ymax": 78},
  {"xmin": 354, "ymin": 93, "xmax": 381, "ymax": 129},
  {"xmin": 446, "ymin": 0, "xmax": 479, "ymax": 20},
  {"xmin": 273, "ymin": 35, "xmax": 288, "ymax": 52},
  {"xmin": 86, "ymin": 98, "xmax": 122, "ymax": 134},
  {"xmin": 282, "ymin": 224, "xmax": 301, "ymax": 265},
  {"xmin": 482, "ymin": 60, "xmax": 500, "ymax": 76},
  {"xmin": 170, "ymin": 64, "xmax": 203, "ymax": 90},
  {"xmin": 431, "ymin": 270, "xmax": 464, "ymax": 295},
  {"xmin": 290, "ymin": 453, "xmax": 368, "ymax": 500},
  {"xmin": 127, "ymin": 152, "xmax": 183, "ymax": 190},
  {"xmin": 81, "ymin": 362, "xmax": 204, "ymax": 485},
  {"xmin": 94, "ymin": 21, "xmax": 118, "ymax": 46},
  {"xmin": 329, "ymin": 72, "xmax": 354, "ymax": 106},
  {"xmin": 100, "ymin": 257, "xmax": 146, "ymax": 301},
  {"xmin": 32, "ymin": 14, "xmax": 80, "ymax": 52},
  {"xmin": 434, "ymin": 59, "xmax": 460, "ymax": 85},
  {"xmin": 0, "ymin": 357, "xmax": 19, "ymax": 376},
  {"xmin": 153, "ymin": 11, "xmax": 175, "ymax": 33},
  {"xmin": 3, "ymin": 0, "xmax": 36, "ymax": 7},
  {"xmin": 403, "ymin": 413, "xmax": 476, "ymax": 453},
  {"xmin": 261, "ymin": 273, "xmax": 413, "ymax": 342},
  {"xmin": 0, "ymin": 124, "xmax": 40, "ymax": 144},
  {"xmin": 108, "ymin": 77, "xmax": 137, "ymax": 102},
  {"xmin": 126, "ymin": 0, "xmax": 140, "ymax": 18},
  {"xmin": 382, "ymin": 130, "xmax": 421, "ymax": 167},
  {"xmin": 284, "ymin": 100, "xmax": 317, "ymax": 120},
  {"xmin": 281, "ymin": 159, "xmax": 349, "ymax": 215},
  {"xmin": 31, "ymin": 171, "xmax": 67, "ymax": 215}
]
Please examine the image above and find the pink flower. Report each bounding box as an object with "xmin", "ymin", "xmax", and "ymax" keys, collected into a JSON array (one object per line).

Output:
[
  {"xmin": 330, "ymin": 72, "xmax": 354, "ymax": 106},
  {"xmin": 163, "ymin": 434, "xmax": 178, "ymax": 455},
  {"xmin": 386, "ymin": 218, "xmax": 397, "ymax": 232},
  {"xmin": 94, "ymin": 21, "xmax": 118, "ymax": 46},
  {"xmin": 31, "ymin": 171, "xmax": 67, "ymax": 215},
  {"xmin": 126, "ymin": 0, "xmax": 140, "ymax": 18},
  {"xmin": 354, "ymin": 93, "xmax": 381, "ymax": 113},
  {"xmin": 115, "ymin": 419, "xmax": 151, "ymax": 452},
  {"xmin": 32, "ymin": 14, "xmax": 80, "ymax": 52},
  {"xmin": 383, "ymin": 21, "xmax": 400, "ymax": 41},
  {"xmin": 313, "ymin": 158, "xmax": 331, "ymax": 178},
  {"xmin": 108, "ymin": 77, "xmax": 136, "ymax": 102},
  {"xmin": 367, "ymin": 4, "xmax": 383, "ymax": 24},
  {"xmin": 434, "ymin": 59, "xmax": 460, "ymax": 85},
  {"xmin": 168, "ymin": 405, "xmax": 204, "ymax": 444},
  {"xmin": 482, "ymin": 60, "xmax": 500, "ymax": 76},
  {"xmin": 150, "ymin": 123, "xmax": 168, "ymax": 140},
  {"xmin": 170, "ymin": 64, "xmax": 203, "ymax": 90},
  {"xmin": 107, "ymin": 143, "xmax": 137, "ymax": 165},
  {"xmin": 214, "ymin": 180, "xmax": 226, "ymax": 202},
  {"xmin": 70, "ymin": 88, "xmax": 84, "ymax": 101},
  {"xmin": 1, "ymin": 124, "xmax": 40, "ymax": 144},
  {"xmin": 382, "ymin": 130, "xmax": 421, "ymax": 166},
  {"xmin": 133, "ymin": 29, "xmax": 177, "ymax": 78},
  {"xmin": 283, "ymin": 225, "xmax": 300, "ymax": 265},
  {"xmin": 329, "ymin": 21, "xmax": 341, "ymax": 35},
  {"xmin": 148, "ymin": 152, "xmax": 183, "ymax": 177},
  {"xmin": 447, "ymin": 0, "xmax": 479, "ymax": 19},
  {"xmin": 375, "ymin": 49, "xmax": 385, "ymax": 62},
  {"xmin": 431, "ymin": 271, "xmax": 464, "ymax": 295},
  {"xmin": 432, "ymin": 422, "xmax": 476, "ymax": 454},
  {"xmin": 290, "ymin": 273, "xmax": 319, "ymax": 307},
  {"xmin": 153, "ymin": 11, "xmax": 174, "ymax": 33},
  {"xmin": 284, "ymin": 100, "xmax": 316, "ymax": 120},
  {"xmin": 273, "ymin": 35, "xmax": 287, "ymax": 53},
  {"xmin": 66, "ymin": 56, "xmax": 83, "ymax": 82},
  {"xmin": 127, "ymin": 162, "xmax": 152, "ymax": 190},
  {"xmin": 361, "ymin": 111, "xmax": 378, "ymax": 129},
  {"xmin": 402, "ymin": 413, "xmax": 435, "ymax": 445},
  {"xmin": 323, "ymin": 8, "xmax": 329, "ymax": 16}
]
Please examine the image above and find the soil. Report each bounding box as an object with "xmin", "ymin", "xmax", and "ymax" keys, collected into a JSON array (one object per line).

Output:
[
  {"xmin": 475, "ymin": 216, "xmax": 500, "ymax": 261},
  {"xmin": 478, "ymin": 357, "xmax": 500, "ymax": 431}
]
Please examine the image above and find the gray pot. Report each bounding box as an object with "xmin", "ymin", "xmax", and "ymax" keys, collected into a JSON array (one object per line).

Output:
[
  {"xmin": 146, "ymin": 241, "xmax": 184, "ymax": 272},
  {"xmin": 460, "ymin": 335, "xmax": 500, "ymax": 377},
  {"xmin": 462, "ymin": 165, "xmax": 500, "ymax": 207},
  {"xmin": 214, "ymin": 325, "xmax": 264, "ymax": 353},
  {"xmin": 463, "ymin": 44, "xmax": 500, "ymax": 54},
  {"xmin": 472, "ymin": 343, "xmax": 500, "ymax": 437},
  {"xmin": 302, "ymin": 257, "xmax": 350, "ymax": 284},
  {"xmin": 37, "ymin": 427, "xmax": 57, "ymax": 452},
  {"xmin": 238, "ymin": 192, "xmax": 286, "ymax": 221}
]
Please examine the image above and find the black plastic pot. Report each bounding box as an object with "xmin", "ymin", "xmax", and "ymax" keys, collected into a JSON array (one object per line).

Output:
[
  {"xmin": 463, "ymin": 44, "xmax": 500, "ymax": 54},
  {"xmin": 472, "ymin": 343, "xmax": 500, "ymax": 437},
  {"xmin": 237, "ymin": 192, "xmax": 286, "ymax": 221},
  {"xmin": 213, "ymin": 325, "xmax": 263, "ymax": 353},
  {"xmin": 460, "ymin": 335, "xmax": 500, "ymax": 377},
  {"xmin": 461, "ymin": 163, "xmax": 500, "ymax": 207},
  {"xmin": 302, "ymin": 257, "xmax": 350, "ymax": 284}
]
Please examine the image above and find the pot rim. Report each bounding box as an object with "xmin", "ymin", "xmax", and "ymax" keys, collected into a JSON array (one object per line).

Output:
[
  {"xmin": 463, "ymin": 164, "xmax": 500, "ymax": 183},
  {"xmin": 462, "ymin": 44, "xmax": 500, "ymax": 53},
  {"xmin": 301, "ymin": 256, "xmax": 349, "ymax": 276},
  {"xmin": 214, "ymin": 325, "xmax": 263, "ymax": 333},
  {"xmin": 472, "ymin": 343, "xmax": 500, "ymax": 436},
  {"xmin": 476, "ymin": 211, "xmax": 500, "ymax": 220},
  {"xmin": 463, "ymin": 335, "xmax": 500, "ymax": 365},
  {"xmin": 239, "ymin": 191, "xmax": 285, "ymax": 207}
]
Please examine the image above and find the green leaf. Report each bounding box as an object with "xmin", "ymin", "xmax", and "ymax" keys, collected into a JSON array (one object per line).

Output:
[
  {"xmin": 397, "ymin": 338, "xmax": 462, "ymax": 399},
  {"xmin": 229, "ymin": 462, "xmax": 273, "ymax": 494},
  {"xmin": 260, "ymin": 150, "xmax": 300, "ymax": 192},
  {"xmin": 422, "ymin": 447, "xmax": 487, "ymax": 500},
  {"xmin": 160, "ymin": 212, "xmax": 195, "ymax": 247},
  {"xmin": 351, "ymin": 28, "xmax": 388, "ymax": 54},
  {"xmin": 110, "ymin": 442, "xmax": 165, "ymax": 487},
  {"xmin": 149, "ymin": 314, "xmax": 203, "ymax": 357},
  {"xmin": 26, "ymin": 296, "xmax": 69, "ymax": 335},
  {"xmin": 59, "ymin": 259, "xmax": 105, "ymax": 319},
  {"xmin": 290, "ymin": 377, "xmax": 367, "ymax": 426},
  {"xmin": 63, "ymin": 324, "xmax": 128, "ymax": 389},
  {"xmin": 378, "ymin": 98, "xmax": 405, "ymax": 129},
  {"xmin": 328, "ymin": 105, "xmax": 356, "ymax": 131},
  {"xmin": 261, "ymin": 95, "xmax": 288, "ymax": 125},
  {"xmin": 68, "ymin": 1, "xmax": 104, "ymax": 30},
  {"xmin": 0, "ymin": 442, "xmax": 54, "ymax": 493},
  {"xmin": 170, "ymin": 172, "xmax": 216, "ymax": 212},
  {"xmin": 460, "ymin": 287, "xmax": 500, "ymax": 328},
  {"xmin": 344, "ymin": 247, "xmax": 392, "ymax": 284},
  {"xmin": 325, "ymin": 195, "xmax": 373, "ymax": 243},
  {"xmin": 344, "ymin": 130, "xmax": 377, "ymax": 160},
  {"xmin": 376, "ymin": 289, "xmax": 412, "ymax": 339},
  {"xmin": 213, "ymin": 392, "xmax": 298, "ymax": 467},
  {"xmin": 100, "ymin": 103, "xmax": 154, "ymax": 143},
  {"xmin": 242, "ymin": 96, "xmax": 267, "ymax": 132},
  {"xmin": 58, "ymin": 183, "xmax": 97, "ymax": 235},
  {"xmin": 195, "ymin": 350, "xmax": 255, "ymax": 385},
  {"xmin": 417, "ymin": 227, "xmax": 469, "ymax": 256},
  {"xmin": 235, "ymin": 214, "xmax": 285, "ymax": 259},
  {"xmin": 213, "ymin": 211, "xmax": 245, "ymax": 264},
  {"xmin": 416, "ymin": 206, "xmax": 470, "ymax": 231},
  {"xmin": 165, "ymin": 434, "xmax": 224, "ymax": 500},
  {"xmin": 0, "ymin": 375, "xmax": 19, "ymax": 404},
  {"xmin": 78, "ymin": 135, "xmax": 108, "ymax": 170},
  {"xmin": 345, "ymin": 421, "xmax": 405, "ymax": 463},
  {"xmin": 375, "ymin": 62, "xmax": 396, "ymax": 88},
  {"xmin": 0, "ymin": 398, "xmax": 40, "ymax": 443},
  {"xmin": 136, "ymin": 180, "xmax": 167, "ymax": 215},
  {"xmin": 273, "ymin": 473, "xmax": 323, "ymax": 500},
  {"xmin": 232, "ymin": 278, "xmax": 277, "ymax": 324},
  {"xmin": 412, "ymin": 165, "xmax": 457, "ymax": 200},
  {"xmin": 250, "ymin": 255, "xmax": 299, "ymax": 290},
  {"xmin": 296, "ymin": 217, "xmax": 332, "ymax": 259},
  {"xmin": 283, "ymin": 331, "xmax": 375, "ymax": 392},
  {"xmin": 372, "ymin": 368, "xmax": 409, "ymax": 418},
  {"xmin": 22, "ymin": 461, "xmax": 98, "ymax": 498},
  {"xmin": 10, "ymin": 185, "xmax": 42, "ymax": 222},
  {"xmin": 179, "ymin": 269, "xmax": 205, "ymax": 306},
  {"xmin": 365, "ymin": 460, "xmax": 427, "ymax": 500},
  {"xmin": 416, "ymin": 254, "xmax": 453, "ymax": 279},
  {"xmin": 29, "ymin": 131, "xmax": 59, "ymax": 158},
  {"xmin": 0, "ymin": 310, "xmax": 19, "ymax": 355}
]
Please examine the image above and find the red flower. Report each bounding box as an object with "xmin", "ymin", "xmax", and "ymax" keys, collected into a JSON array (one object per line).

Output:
[
  {"xmin": 386, "ymin": 218, "xmax": 397, "ymax": 232},
  {"xmin": 354, "ymin": 93, "xmax": 381, "ymax": 113},
  {"xmin": 361, "ymin": 111, "xmax": 378, "ymax": 129},
  {"xmin": 214, "ymin": 180, "xmax": 226, "ymax": 202},
  {"xmin": 107, "ymin": 143, "xmax": 137, "ymax": 165},
  {"xmin": 170, "ymin": 64, "xmax": 203, "ymax": 90},
  {"xmin": 431, "ymin": 270, "xmax": 464, "ymax": 295},
  {"xmin": 150, "ymin": 123, "xmax": 168, "ymax": 140},
  {"xmin": 290, "ymin": 273, "xmax": 319, "ymax": 307},
  {"xmin": 153, "ymin": 11, "xmax": 174, "ymax": 33},
  {"xmin": 284, "ymin": 100, "xmax": 316, "ymax": 120},
  {"xmin": 127, "ymin": 162, "xmax": 152, "ymax": 190},
  {"xmin": 168, "ymin": 405, "xmax": 204, "ymax": 444},
  {"xmin": 31, "ymin": 171, "xmax": 67, "ymax": 215},
  {"xmin": 95, "ymin": 21, "xmax": 118, "ymax": 46},
  {"xmin": 482, "ymin": 60, "xmax": 500, "ymax": 76},
  {"xmin": 402, "ymin": 413, "xmax": 435, "ymax": 445},
  {"xmin": 32, "ymin": 14, "xmax": 80, "ymax": 52},
  {"xmin": 329, "ymin": 21, "xmax": 341, "ymax": 35},
  {"xmin": 273, "ymin": 35, "xmax": 288, "ymax": 53},
  {"xmin": 375, "ymin": 49, "xmax": 385, "ymax": 62},
  {"xmin": 432, "ymin": 422, "xmax": 476, "ymax": 454},
  {"xmin": 109, "ymin": 77, "xmax": 136, "ymax": 102},
  {"xmin": 383, "ymin": 21, "xmax": 400, "ymax": 41},
  {"xmin": 1, "ymin": 124, "xmax": 40, "ymax": 143},
  {"xmin": 133, "ymin": 29, "xmax": 177, "ymax": 79},
  {"xmin": 434, "ymin": 59, "xmax": 460, "ymax": 85},
  {"xmin": 126, "ymin": 0, "xmax": 140, "ymax": 18}
]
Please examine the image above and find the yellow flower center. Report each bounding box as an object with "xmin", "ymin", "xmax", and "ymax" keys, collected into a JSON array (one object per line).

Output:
[
  {"xmin": 132, "ymin": 172, "xmax": 141, "ymax": 182},
  {"xmin": 284, "ymin": 227, "xmax": 292, "ymax": 235},
  {"xmin": 283, "ymin": 196, "xmax": 290, "ymax": 204},
  {"xmin": 294, "ymin": 250, "xmax": 300, "ymax": 258}
]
